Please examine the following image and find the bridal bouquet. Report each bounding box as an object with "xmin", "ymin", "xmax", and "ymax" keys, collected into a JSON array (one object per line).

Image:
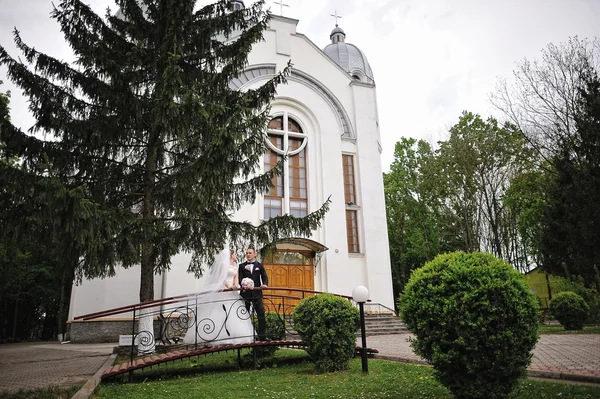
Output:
[{"xmin": 241, "ymin": 277, "xmax": 254, "ymax": 290}]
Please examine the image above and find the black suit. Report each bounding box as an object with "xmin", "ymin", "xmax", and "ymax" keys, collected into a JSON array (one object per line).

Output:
[{"xmin": 238, "ymin": 260, "xmax": 269, "ymax": 340}]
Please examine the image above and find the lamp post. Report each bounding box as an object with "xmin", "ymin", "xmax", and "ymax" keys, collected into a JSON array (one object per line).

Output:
[{"xmin": 352, "ymin": 285, "xmax": 369, "ymax": 373}]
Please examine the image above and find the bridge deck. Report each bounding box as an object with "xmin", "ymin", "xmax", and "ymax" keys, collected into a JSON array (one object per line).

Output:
[{"xmin": 103, "ymin": 340, "xmax": 379, "ymax": 379}]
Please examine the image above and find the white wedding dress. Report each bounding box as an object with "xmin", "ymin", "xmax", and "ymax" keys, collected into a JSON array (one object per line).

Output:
[{"xmin": 183, "ymin": 261, "xmax": 255, "ymax": 346}]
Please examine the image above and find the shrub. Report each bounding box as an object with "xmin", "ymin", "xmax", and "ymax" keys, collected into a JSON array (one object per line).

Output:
[
  {"xmin": 293, "ymin": 293, "xmax": 359, "ymax": 372},
  {"xmin": 252, "ymin": 312, "xmax": 286, "ymax": 356},
  {"xmin": 550, "ymin": 275, "xmax": 600, "ymax": 324},
  {"xmin": 549, "ymin": 291, "xmax": 589, "ymax": 330},
  {"xmin": 398, "ymin": 251, "xmax": 539, "ymax": 399}
]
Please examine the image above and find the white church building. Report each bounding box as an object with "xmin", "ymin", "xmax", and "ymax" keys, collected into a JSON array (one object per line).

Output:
[{"xmin": 68, "ymin": 3, "xmax": 394, "ymax": 341}]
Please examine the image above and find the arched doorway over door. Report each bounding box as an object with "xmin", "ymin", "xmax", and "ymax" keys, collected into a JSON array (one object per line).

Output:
[{"xmin": 260, "ymin": 238, "xmax": 328, "ymax": 313}]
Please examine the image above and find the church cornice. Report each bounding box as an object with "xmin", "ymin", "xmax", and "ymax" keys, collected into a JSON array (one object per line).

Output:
[
  {"xmin": 350, "ymin": 80, "xmax": 376, "ymax": 89},
  {"xmin": 289, "ymin": 69, "xmax": 356, "ymax": 140},
  {"xmin": 269, "ymin": 14, "xmax": 300, "ymax": 25},
  {"xmin": 293, "ymin": 33, "xmax": 355, "ymax": 81},
  {"xmin": 228, "ymin": 63, "xmax": 277, "ymax": 91}
]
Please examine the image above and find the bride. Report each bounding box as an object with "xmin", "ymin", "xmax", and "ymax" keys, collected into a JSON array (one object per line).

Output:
[{"xmin": 183, "ymin": 248, "xmax": 254, "ymax": 346}]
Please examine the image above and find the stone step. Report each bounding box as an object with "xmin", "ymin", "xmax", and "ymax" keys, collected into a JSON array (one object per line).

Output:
[
  {"xmin": 365, "ymin": 320, "xmax": 404, "ymax": 326},
  {"xmin": 284, "ymin": 324, "xmax": 407, "ymax": 331},
  {"xmin": 283, "ymin": 317, "xmax": 403, "ymax": 324},
  {"xmin": 285, "ymin": 330, "xmax": 407, "ymax": 338},
  {"xmin": 365, "ymin": 319, "xmax": 406, "ymax": 326},
  {"xmin": 284, "ymin": 327, "xmax": 408, "ymax": 338},
  {"xmin": 365, "ymin": 326, "xmax": 407, "ymax": 331},
  {"xmin": 360, "ymin": 330, "xmax": 408, "ymax": 336},
  {"xmin": 282, "ymin": 314, "xmax": 408, "ymax": 337},
  {"xmin": 362, "ymin": 327, "xmax": 408, "ymax": 334},
  {"xmin": 365, "ymin": 323, "xmax": 407, "ymax": 329},
  {"xmin": 366, "ymin": 325, "xmax": 408, "ymax": 330},
  {"xmin": 365, "ymin": 318, "xmax": 403, "ymax": 323}
]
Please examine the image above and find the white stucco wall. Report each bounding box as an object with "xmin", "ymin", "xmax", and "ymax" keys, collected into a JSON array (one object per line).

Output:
[
  {"xmin": 68, "ymin": 267, "xmax": 163, "ymax": 320},
  {"xmin": 229, "ymin": 17, "xmax": 394, "ymax": 307},
  {"xmin": 351, "ymin": 83, "xmax": 394, "ymax": 308}
]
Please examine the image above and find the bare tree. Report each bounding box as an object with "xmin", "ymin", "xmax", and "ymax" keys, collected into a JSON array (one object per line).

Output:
[{"xmin": 491, "ymin": 36, "xmax": 600, "ymax": 163}]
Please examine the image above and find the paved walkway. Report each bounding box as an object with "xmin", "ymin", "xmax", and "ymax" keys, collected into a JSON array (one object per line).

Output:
[
  {"xmin": 0, "ymin": 342, "xmax": 114, "ymax": 394},
  {"xmin": 0, "ymin": 334, "xmax": 598, "ymax": 394},
  {"xmin": 367, "ymin": 333, "xmax": 600, "ymax": 383}
]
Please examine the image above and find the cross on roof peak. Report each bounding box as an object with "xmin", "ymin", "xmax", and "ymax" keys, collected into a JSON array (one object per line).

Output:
[{"xmin": 273, "ymin": 0, "xmax": 290, "ymax": 16}]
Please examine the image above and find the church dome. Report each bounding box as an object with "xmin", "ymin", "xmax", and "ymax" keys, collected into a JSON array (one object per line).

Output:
[
  {"xmin": 323, "ymin": 26, "xmax": 374, "ymax": 83},
  {"xmin": 330, "ymin": 25, "xmax": 345, "ymax": 37}
]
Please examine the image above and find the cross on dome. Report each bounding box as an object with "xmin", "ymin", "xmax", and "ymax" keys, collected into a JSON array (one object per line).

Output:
[
  {"xmin": 330, "ymin": 10, "xmax": 342, "ymax": 26},
  {"xmin": 329, "ymin": 11, "xmax": 346, "ymax": 44},
  {"xmin": 323, "ymin": 14, "xmax": 374, "ymax": 83}
]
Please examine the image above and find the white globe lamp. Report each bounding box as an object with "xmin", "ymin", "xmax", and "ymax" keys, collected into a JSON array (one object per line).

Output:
[
  {"xmin": 352, "ymin": 285, "xmax": 369, "ymax": 373},
  {"xmin": 352, "ymin": 285, "xmax": 369, "ymax": 303}
]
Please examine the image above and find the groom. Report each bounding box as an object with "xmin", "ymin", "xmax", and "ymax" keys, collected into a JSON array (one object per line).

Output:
[{"xmin": 238, "ymin": 247, "xmax": 269, "ymax": 341}]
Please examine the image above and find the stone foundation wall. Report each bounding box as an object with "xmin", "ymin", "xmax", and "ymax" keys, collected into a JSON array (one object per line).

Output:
[{"xmin": 68, "ymin": 320, "xmax": 161, "ymax": 343}]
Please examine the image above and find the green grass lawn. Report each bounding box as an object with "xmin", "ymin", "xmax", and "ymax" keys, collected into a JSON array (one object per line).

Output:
[
  {"xmin": 0, "ymin": 384, "xmax": 82, "ymax": 399},
  {"xmin": 539, "ymin": 325, "xmax": 600, "ymax": 334},
  {"xmin": 94, "ymin": 350, "xmax": 600, "ymax": 399},
  {"xmin": 112, "ymin": 347, "xmax": 309, "ymax": 379}
]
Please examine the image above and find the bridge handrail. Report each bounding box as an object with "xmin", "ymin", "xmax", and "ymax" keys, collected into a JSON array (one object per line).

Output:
[{"xmin": 74, "ymin": 287, "xmax": 366, "ymax": 321}]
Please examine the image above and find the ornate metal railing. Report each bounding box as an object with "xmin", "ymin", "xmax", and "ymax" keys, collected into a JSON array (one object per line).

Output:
[{"xmin": 74, "ymin": 288, "xmax": 366, "ymax": 368}]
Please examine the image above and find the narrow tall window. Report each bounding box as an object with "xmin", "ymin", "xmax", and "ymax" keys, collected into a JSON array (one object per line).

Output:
[
  {"xmin": 342, "ymin": 154, "xmax": 356, "ymax": 205},
  {"xmin": 346, "ymin": 210, "xmax": 359, "ymax": 253},
  {"xmin": 264, "ymin": 134, "xmax": 284, "ymax": 218},
  {"xmin": 343, "ymin": 154, "xmax": 360, "ymax": 253},
  {"xmin": 264, "ymin": 113, "xmax": 308, "ymax": 218},
  {"xmin": 289, "ymin": 137, "xmax": 307, "ymax": 217}
]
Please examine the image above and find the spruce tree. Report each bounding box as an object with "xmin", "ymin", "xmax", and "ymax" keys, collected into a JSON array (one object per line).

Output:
[
  {"xmin": 1, "ymin": 82, "xmax": 72, "ymax": 341},
  {"xmin": 0, "ymin": 81, "xmax": 8, "ymax": 124},
  {"xmin": 540, "ymin": 67, "xmax": 600, "ymax": 288},
  {"xmin": 0, "ymin": 0, "xmax": 329, "ymax": 303}
]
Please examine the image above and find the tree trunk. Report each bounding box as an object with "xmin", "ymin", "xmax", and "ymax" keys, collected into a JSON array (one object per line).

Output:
[
  {"xmin": 140, "ymin": 142, "xmax": 158, "ymax": 303},
  {"xmin": 140, "ymin": 250, "xmax": 154, "ymax": 303},
  {"xmin": 545, "ymin": 271, "xmax": 552, "ymax": 301},
  {"xmin": 57, "ymin": 260, "xmax": 75, "ymax": 340},
  {"xmin": 11, "ymin": 299, "xmax": 18, "ymax": 341},
  {"xmin": 482, "ymin": 180, "xmax": 503, "ymax": 259},
  {"xmin": 57, "ymin": 269, "xmax": 66, "ymax": 341},
  {"xmin": 461, "ymin": 205, "xmax": 472, "ymax": 251}
]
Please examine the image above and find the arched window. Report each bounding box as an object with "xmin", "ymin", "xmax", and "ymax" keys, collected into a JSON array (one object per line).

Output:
[
  {"xmin": 351, "ymin": 71, "xmax": 364, "ymax": 82},
  {"xmin": 264, "ymin": 113, "xmax": 308, "ymax": 218}
]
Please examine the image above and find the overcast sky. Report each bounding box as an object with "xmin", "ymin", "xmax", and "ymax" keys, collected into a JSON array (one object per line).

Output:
[{"xmin": 1, "ymin": 0, "xmax": 599, "ymax": 171}]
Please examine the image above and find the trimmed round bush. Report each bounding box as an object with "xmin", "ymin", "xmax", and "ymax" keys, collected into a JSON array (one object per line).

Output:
[
  {"xmin": 293, "ymin": 293, "xmax": 359, "ymax": 372},
  {"xmin": 551, "ymin": 276, "xmax": 600, "ymax": 324},
  {"xmin": 549, "ymin": 291, "xmax": 589, "ymax": 330},
  {"xmin": 398, "ymin": 251, "xmax": 539, "ymax": 399}
]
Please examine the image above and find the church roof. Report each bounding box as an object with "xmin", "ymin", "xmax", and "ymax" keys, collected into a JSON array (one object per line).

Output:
[
  {"xmin": 323, "ymin": 25, "xmax": 374, "ymax": 83},
  {"xmin": 323, "ymin": 41, "xmax": 374, "ymax": 83},
  {"xmin": 330, "ymin": 25, "xmax": 345, "ymax": 37}
]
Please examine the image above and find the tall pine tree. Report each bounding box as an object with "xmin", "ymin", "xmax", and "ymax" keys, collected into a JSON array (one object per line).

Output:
[{"xmin": 0, "ymin": 0, "xmax": 329, "ymax": 303}]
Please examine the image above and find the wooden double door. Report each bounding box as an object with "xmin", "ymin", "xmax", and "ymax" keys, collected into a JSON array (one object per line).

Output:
[{"xmin": 262, "ymin": 250, "xmax": 314, "ymax": 313}]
